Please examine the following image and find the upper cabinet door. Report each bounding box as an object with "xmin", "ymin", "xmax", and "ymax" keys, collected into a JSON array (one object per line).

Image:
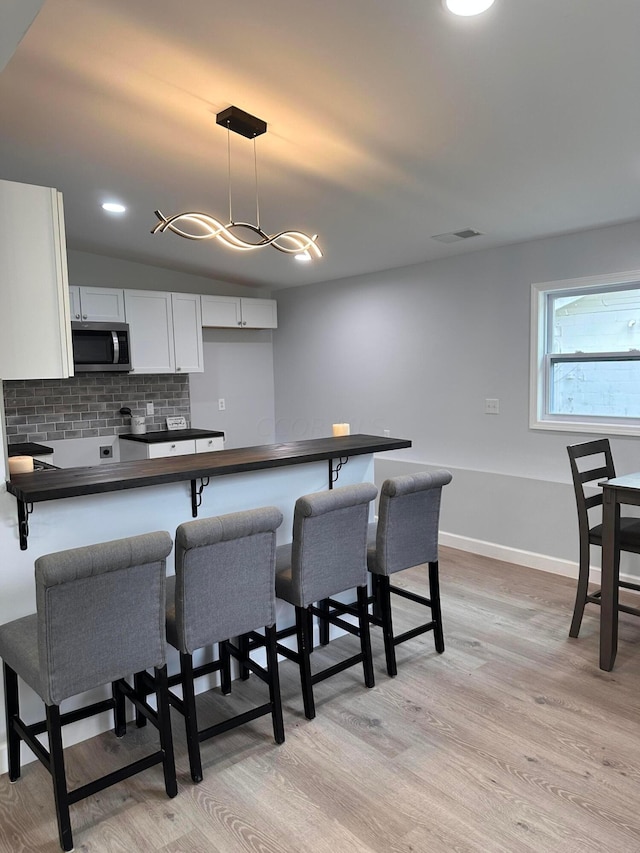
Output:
[
  {"xmin": 240, "ymin": 298, "xmax": 278, "ymax": 329},
  {"xmin": 0, "ymin": 179, "xmax": 73, "ymax": 380},
  {"xmin": 172, "ymin": 292, "xmax": 203, "ymax": 373},
  {"xmin": 201, "ymin": 295, "xmax": 277, "ymax": 329},
  {"xmin": 124, "ymin": 290, "xmax": 175, "ymax": 373},
  {"xmin": 201, "ymin": 295, "xmax": 242, "ymax": 328},
  {"xmin": 72, "ymin": 286, "xmax": 125, "ymax": 322}
]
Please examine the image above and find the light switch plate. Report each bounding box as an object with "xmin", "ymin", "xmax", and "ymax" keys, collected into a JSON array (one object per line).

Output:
[{"xmin": 166, "ymin": 416, "xmax": 187, "ymax": 430}]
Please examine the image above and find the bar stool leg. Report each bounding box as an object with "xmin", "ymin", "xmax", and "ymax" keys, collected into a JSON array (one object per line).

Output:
[
  {"xmin": 265, "ymin": 624, "xmax": 285, "ymax": 744},
  {"xmin": 429, "ymin": 561, "xmax": 445, "ymax": 654},
  {"xmin": 112, "ymin": 679, "xmax": 127, "ymax": 737},
  {"xmin": 318, "ymin": 599, "xmax": 330, "ymax": 645},
  {"xmin": 134, "ymin": 672, "xmax": 147, "ymax": 728},
  {"xmin": 179, "ymin": 652, "xmax": 203, "ymax": 783},
  {"xmin": 219, "ymin": 640, "xmax": 232, "ymax": 695},
  {"xmin": 3, "ymin": 663, "xmax": 21, "ymax": 782},
  {"xmin": 357, "ymin": 585, "xmax": 375, "ymax": 688},
  {"xmin": 154, "ymin": 664, "xmax": 178, "ymax": 798},
  {"xmin": 372, "ymin": 574, "xmax": 383, "ymax": 621},
  {"xmin": 238, "ymin": 634, "xmax": 250, "ymax": 680},
  {"xmin": 378, "ymin": 575, "xmax": 397, "ymax": 677},
  {"xmin": 46, "ymin": 704, "xmax": 74, "ymax": 852},
  {"xmin": 295, "ymin": 606, "xmax": 316, "ymax": 720}
]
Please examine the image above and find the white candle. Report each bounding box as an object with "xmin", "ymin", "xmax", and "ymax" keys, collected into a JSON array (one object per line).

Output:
[
  {"xmin": 332, "ymin": 423, "xmax": 350, "ymax": 437},
  {"xmin": 8, "ymin": 456, "xmax": 34, "ymax": 474}
]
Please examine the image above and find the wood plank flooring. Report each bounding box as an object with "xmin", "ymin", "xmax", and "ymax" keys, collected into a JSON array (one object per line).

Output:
[{"xmin": 2, "ymin": 547, "xmax": 640, "ymax": 852}]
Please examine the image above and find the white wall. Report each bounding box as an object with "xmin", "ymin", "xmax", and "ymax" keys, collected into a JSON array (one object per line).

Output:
[
  {"xmin": 190, "ymin": 328, "xmax": 276, "ymax": 448},
  {"xmin": 272, "ymin": 218, "xmax": 640, "ymax": 572}
]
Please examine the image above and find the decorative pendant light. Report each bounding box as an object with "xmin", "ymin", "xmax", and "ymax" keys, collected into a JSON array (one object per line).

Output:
[{"xmin": 152, "ymin": 106, "xmax": 322, "ymax": 262}]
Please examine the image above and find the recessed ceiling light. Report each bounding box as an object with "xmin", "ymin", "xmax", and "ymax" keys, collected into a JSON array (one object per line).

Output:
[
  {"xmin": 443, "ymin": 0, "xmax": 495, "ymax": 16},
  {"xmin": 101, "ymin": 202, "xmax": 126, "ymax": 214}
]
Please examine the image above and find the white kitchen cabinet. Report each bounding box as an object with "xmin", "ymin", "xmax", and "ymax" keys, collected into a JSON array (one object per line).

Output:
[
  {"xmin": 69, "ymin": 286, "xmax": 125, "ymax": 322},
  {"xmin": 201, "ymin": 295, "xmax": 277, "ymax": 329},
  {"xmin": 124, "ymin": 290, "xmax": 204, "ymax": 374},
  {"xmin": 125, "ymin": 290, "xmax": 175, "ymax": 373},
  {"xmin": 172, "ymin": 292, "xmax": 204, "ymax": 373},
  {"xmin": 119, "ymin": 434, "xmax": 224, "ymax": 461},
  {"xmin": 0, "ymin": 179, "xmax": 73, "ymax": 380}
]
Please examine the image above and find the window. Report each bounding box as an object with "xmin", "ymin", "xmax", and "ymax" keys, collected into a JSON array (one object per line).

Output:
[{"xmin": 530, "ymin": 270, "xmax": 640, "ymax": 436}]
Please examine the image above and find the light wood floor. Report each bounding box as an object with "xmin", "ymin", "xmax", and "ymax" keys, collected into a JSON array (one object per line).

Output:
[{"xmin": 2, "ymin": 547, "xmax": 640, "ymax": 852}]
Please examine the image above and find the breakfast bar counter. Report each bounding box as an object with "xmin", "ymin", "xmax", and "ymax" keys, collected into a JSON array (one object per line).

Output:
[{"xmin": 6, "ymin": 434, "xmax": 411, "ymax": 549}]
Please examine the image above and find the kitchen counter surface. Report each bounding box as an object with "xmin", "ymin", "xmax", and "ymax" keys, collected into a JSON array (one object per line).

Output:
[
  {"xmin": 8, "ymin": 442, "xmax": 54, "ymax": 457},
  {"xmin": 6, "ymin": 433, "xmax": 411, "ymax": 510},
  {"xmin": 119, "ymin": 428, "xmax": 225, "ymax": 444}
]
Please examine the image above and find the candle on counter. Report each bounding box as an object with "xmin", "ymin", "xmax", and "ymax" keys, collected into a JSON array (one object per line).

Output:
[
  {"xmin": 332, "ymin": 423, "xmax": 351, "ymax": 437},
  {"xmin": 8, "ymin": 456, "xmax": 34, "ymax": 475}
]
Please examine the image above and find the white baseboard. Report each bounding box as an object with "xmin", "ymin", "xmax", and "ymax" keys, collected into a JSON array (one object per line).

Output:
[
  {"xmin": 439, "ymin": 530, "xmax": 640, "ymax": 592},
  {"xmin": 439, "ymin": 531, "xmax": 581, "ymax": 579}
]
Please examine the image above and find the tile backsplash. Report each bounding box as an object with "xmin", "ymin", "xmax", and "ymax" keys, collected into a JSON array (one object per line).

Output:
[{"xmin": 3, "ymin": 373, "xmax": 190, "ymax": 445}]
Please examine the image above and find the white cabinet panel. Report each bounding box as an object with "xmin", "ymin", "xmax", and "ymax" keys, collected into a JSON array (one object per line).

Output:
[
  {"xmin": 240, "ymin": 297, "xmax": 277, "ymax": 329},
  {"xmin": 69, "ymin": 286, "xmax": 125, "ymax": 322},
  {"xmin": 124, "ymin": 290, "xmax": 175, "ymax": 373},
  {"xmin": 201, "ymin": 295, "xmax": 277, "ymax": 329},
  {"xmin": 0, "ymin": 179, "xmax": 73, "ymax": 380},
  {"xmin": 172, "ymin": 292, "xmax": 203, "ymax": 373},
  {"xmin": 195, "ymin": 436, "xmax": 225, "ymax": 452},
  {"xmin": 148, "ymin": 440, "xmax": 196, "ymax": 459},
  {"xmin": 201, "ymin": 295, "xmax": 242, "ymax": 328}
]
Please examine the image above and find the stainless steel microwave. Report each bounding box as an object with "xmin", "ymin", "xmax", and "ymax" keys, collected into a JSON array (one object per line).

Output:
[{"xmin": 71, "ymin": 321, "xmax": 131, "ymax": 372}]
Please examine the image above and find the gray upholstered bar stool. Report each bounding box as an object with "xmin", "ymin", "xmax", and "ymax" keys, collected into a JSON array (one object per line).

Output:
[
  {"xmin": 367, "ymin": 470, "xmax": 452, "ymax": 677},
  {"xmin": 165, "ymin": 506, "xmax": 284, "ymax": 783},
  {"xmin": 0, "ymin": 531, "xmax": 177, "ymax": 853},
  {"xmin": 275, "ymin": 482, "xmax": 378, "ymax": 720}
]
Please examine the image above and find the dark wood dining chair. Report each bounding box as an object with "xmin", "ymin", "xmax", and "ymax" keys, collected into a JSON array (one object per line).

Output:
[{"xmin": 567, "ymin": 439, "xmax": 640, "ymax": 637}]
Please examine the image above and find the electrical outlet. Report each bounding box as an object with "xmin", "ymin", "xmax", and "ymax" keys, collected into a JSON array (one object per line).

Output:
[
  {"xmin": 146, "ymin": 402, "xmax": 154, "ymax": 416},
  {"xmin": 218, "ymin": 398, "xmax": 226, "ymax": 411},
  {"xmin": 99, "ymin": 445, "xmax": 113, "ymax": 459},
  {"xmin": 485, "ymin": 398, "xmax": 500, "ymax": 415}
]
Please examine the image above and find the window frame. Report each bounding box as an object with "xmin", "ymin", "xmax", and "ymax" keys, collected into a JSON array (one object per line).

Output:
[{"xmin": 530, "ymin": 269, "xmax": 640, "ymax": 436}]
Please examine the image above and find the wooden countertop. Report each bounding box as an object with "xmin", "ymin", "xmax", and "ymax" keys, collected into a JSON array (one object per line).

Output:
[{"xmin": 6, "ymin": 434, "xmax": 411, "ymax": 504}]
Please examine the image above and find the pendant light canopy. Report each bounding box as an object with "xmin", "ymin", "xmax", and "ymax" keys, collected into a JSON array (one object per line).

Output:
[{"xmin": 152, "ymin": 106, "xmax": 322, "ymax": 262}]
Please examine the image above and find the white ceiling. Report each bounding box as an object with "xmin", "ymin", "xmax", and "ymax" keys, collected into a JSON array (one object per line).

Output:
[{"xmin": 1, "ymin": 0, "xmax": 640, "ymax": 290}]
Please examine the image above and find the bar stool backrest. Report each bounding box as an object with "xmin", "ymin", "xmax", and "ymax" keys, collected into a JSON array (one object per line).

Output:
[
  {"xmin": 35, "ymin": 531, "xmax": 173, "ymax": 706},
  {"xmin": 374, "ymin": 470, "xmax": 453, "ymax": 576},
  {"xmin": 290, "ymin": 483, "xmax": 378, "ymax": 607},
  {"xmin": 173, "ymin": 507, "xmax": 283, "ymax": 654}
]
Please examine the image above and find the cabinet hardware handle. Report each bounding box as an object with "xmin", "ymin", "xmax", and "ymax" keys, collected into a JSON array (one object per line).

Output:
[
  {"xmin": 75, "ymin": 313, "xmax": 80, "ymax": 319},
  {"xmin": 171, "ymin": 444, "xmax": 176, "ymax": 449},
  {"xmin": 237, "ymin": 320, "xmax": 242, "ymax": 325},
  {"xmin": 82, "ymin": 314, "xmax": 87, "ymax": 319},
  {"xmin": 242, "ymin": 321, "xmax": 247, "ymax": 326},
  {"xmin": 176, "ymin": 367, "xmax": 181, "ymax": 371}
]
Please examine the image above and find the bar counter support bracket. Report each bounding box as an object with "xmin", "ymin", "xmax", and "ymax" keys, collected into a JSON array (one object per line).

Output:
[
  {"xmin": 328, "ymin": 457, "xmax": 349, "ymax": 490},
  {"xmin": 17, "ymin": 500, "xmax": 33, "ymax": 551},
  {"xmin": 190, "ymin": 477, "xmax": 210, "ymax": 518}
]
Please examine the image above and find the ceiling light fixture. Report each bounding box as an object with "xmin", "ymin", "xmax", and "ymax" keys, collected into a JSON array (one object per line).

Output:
[
  {"xmin": 443, "ymin": 0, "xmax": 495, "ymax": 16},
  {"xmin": 102, "ymin": 202, "xmax": 126, "ymax": 213},
  {"xmin": 152, "ymin": 106, "xmax": 322, "ymax": 261}
]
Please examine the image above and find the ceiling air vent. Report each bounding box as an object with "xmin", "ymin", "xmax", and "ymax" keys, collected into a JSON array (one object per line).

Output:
[{"xmin": 431, "ymin": 228, "xmax": 483, "ymax": 243}]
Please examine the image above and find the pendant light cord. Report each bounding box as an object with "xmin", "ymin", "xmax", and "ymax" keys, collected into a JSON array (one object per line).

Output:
[
  {"xmin": 227, "ymin": 122, "xmax": 233, "ymax": 223},
  {"xmin": 253, "ymin": 135, "xmax": 260, "ymax": 230}
]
